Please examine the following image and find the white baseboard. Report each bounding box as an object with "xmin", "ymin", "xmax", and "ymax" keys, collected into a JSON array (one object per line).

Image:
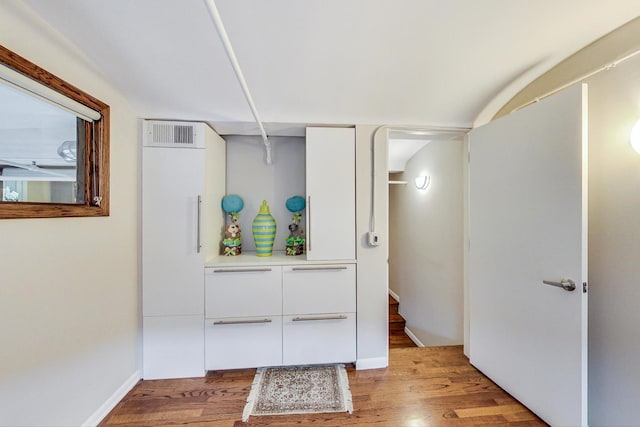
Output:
[
  {"xmin": 388, "ymin": 289, "xmax": 400, "ymax": 301},
  {"xmin": 356, "ymin": 356, "xmax": 388, "ymax": 370},
  {"xmin": 82, "ymin": 370, "xmax": 141, "ymax": 427},
  {"xmin": 404, "ymin": 327, "xmax": 425, "ymax": 347}
]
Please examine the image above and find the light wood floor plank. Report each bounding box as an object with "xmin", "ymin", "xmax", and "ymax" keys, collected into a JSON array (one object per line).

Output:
[{"xmin": 100, "ymin": 346, "xmax": 548, "ymax": 426}]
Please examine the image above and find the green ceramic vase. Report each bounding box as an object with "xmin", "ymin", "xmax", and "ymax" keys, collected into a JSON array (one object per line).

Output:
[{"xmin": 252, "ymin": 200, "xmax": 276, "ymax": 257}]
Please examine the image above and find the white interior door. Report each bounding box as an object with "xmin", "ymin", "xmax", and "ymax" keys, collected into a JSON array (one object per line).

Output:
[{"xmin": 468, "ymin": 84, "xmax": 588, "ymax": 426}]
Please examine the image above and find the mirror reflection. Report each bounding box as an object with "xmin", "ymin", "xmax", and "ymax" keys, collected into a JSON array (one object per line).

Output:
[{"xmin": 0, "ymin": 82, "xmax": 84, "ymax": 204}]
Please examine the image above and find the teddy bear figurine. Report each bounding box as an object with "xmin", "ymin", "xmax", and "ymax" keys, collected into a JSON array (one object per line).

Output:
[
  {"xmin": 221, "ymin": 195, "xmax": 244, "ymax": 256},
  {"xmin": 284, "ymin": 196, "xmax": 306, "ymax": 256},
  {"xmin": 225, "ymin": 221, "xmax": 241, "ymax": 239},
  {"xmin": 222, "ymin": 217, "xmax": 242, "ymax": 255}
]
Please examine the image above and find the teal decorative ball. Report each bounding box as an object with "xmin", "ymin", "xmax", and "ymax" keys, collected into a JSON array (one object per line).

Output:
[
  {"xmin": 285, "ymin": 196, "xmax": 305, "ymax": 213},
  {"xmin": 221, "ymin": 194, "xmax": 244, "ymax": 213}
]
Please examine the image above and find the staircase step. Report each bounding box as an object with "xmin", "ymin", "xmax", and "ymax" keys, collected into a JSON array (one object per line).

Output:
[
  {"xmin": 388, "ymin": 295, "xmax": 399, "ymax": 314},
  {"xmin": 389, "ymin": 312, "xmax": 405, "ymax": 323},
  {"xmin": 388, "ymin": 292, "xmax": 417, "ymax": 348},
  {"xmin": 388, "ymin": 312, "xmax": 406, "ymax": 331}
]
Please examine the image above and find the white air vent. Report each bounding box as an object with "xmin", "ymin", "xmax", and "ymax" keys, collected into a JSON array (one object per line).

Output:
[{"xmin": 143, "ymin": 120, "xmax": 206, "ymax": 148}]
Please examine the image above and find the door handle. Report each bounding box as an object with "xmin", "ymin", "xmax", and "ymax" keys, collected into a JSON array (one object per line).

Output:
[
  {"xmin": 307, "ymin": 195, "xmax": 312, "ymax": 252},
  {"xmin": 213, "ymin": 318, "xmax": 272, "ymax": 325},
  {"xmin": 542, "ymin": 278, "xmax": 576, "ymax": 292},
  {"xmin": 292, "ymin": 315, "xmax": 348, "ymax": 322},
  {"xmin": 196, "ymin": 195, "xmax": 202, "ymax": 253},
  {"xmin": 212, "ymin": 268, "xmax": 273, "ymax": 273}
]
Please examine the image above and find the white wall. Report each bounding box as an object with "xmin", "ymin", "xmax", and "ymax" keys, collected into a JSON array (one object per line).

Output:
[
  {"xmin": 389, "ymin": 139, "xmax": 464, "ymax": 346},
  {"xmin": 586, "ymin": 54, "xmax": 640, "ymax": 426},
  {"xmin": 355, "ymin": 125, "xmax": 389, "ymax": 368},
  {"xmin": 225, "ymin": 136, "xmax": 305, "ymax": 253},
  {"xmin": 0, "ymin": 3, "xmax": 139, "ymax": 426}
]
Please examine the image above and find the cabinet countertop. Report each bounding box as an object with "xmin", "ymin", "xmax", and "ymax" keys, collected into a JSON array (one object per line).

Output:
[{"xmin": 205, "ymin": 251, "xmax": 357, "ymax": 268}]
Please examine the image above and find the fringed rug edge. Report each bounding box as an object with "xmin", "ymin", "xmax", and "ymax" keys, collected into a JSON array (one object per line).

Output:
[
  {"xmin": 242, "ymin": 364, "xmax": 353, "ymax": 421},
  {"xmin": 241, "ymin": 367, "xmax": 266, "ymax": 422}
]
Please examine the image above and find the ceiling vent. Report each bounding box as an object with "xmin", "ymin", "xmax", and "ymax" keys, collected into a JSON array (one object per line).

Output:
[{"xmin": 143, "ymin": 120, "xmax": 205, "ymax": 148}]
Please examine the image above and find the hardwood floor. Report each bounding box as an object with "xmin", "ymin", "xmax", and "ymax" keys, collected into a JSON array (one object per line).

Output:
[{"xmin": 99, "ymin": 346, "xmax": 547, "ymax": 427}]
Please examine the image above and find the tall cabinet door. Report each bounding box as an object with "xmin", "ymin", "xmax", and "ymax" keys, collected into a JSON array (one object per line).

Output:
[
  {"xmin": 142, "ymin": 143, "xmax": 205, "ymax": 379},
  {"xmin": 305, "ymin": 127, "xmax": 356, "ymax": 260},
  {"xmin": 142, "ymin": 147, "xmax": 205, "ymax": 316}
]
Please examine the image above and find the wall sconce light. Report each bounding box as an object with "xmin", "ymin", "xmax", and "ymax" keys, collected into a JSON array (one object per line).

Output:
[
  {"xmin": 631, "ymin": 119, "xmax": 640, "ymax": 154},
  {"xmin": 415, "ymin": 175, "xmax": 431, "ymax": 190}
]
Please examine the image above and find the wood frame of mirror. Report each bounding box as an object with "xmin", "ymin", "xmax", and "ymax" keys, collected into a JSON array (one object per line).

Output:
[{"xmin": 0, "ymin": 45, "xmax": 110, "ymax": 219}]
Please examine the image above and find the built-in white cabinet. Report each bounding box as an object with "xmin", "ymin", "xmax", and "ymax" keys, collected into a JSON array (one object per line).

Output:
[
  {"xmin": 283, "ymin": 313, "xmax": 356, "ymax": 365},
  {"xmin": 282, "ymin": 265, "xmax": 356, "ymax": 314},
  {"xmin": 142, "ymin": 124, "xmax": 358, "ymax": 377},
  {"xmin": 305, "ymin": 127, "xmax": 355, "ymax": 261},
  {"xmin": 142, "ymin": 120, "xmax": 225, "ymax": 379},
  {"xmin": 204, "ymin": 259, "xmax": 356, "ymax": 370},
  {"xmin": 142, "ymin": 146, "xmax": 205, "ymax": 317},
  {"xmin": 205, "ymin": 267, "xmax": 282, "ymax": 318},
  {"xmin": 143, "ymin": 315, "xmax": 207, "ymax": 379},
  {"xmin": 205, "ymin": 317, "xmax": 283, "ymax": 370},
  {"xmin": 282, "ymin": 264, "xmax": 356, "ymax": 365},
  {"xmin": 205, "ymin": 266, "xmax": 283, "ymax": 370}
]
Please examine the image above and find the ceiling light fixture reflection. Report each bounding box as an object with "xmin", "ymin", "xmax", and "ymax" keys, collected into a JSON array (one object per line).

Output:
[{"xmin": 57, "ymin": 140, "xmax": 77, "ymax": 162}]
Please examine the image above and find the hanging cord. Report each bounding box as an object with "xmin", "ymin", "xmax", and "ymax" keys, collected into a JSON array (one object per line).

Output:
[{"xmin": 91, "ymin": 120, "xmax": 102, "ymax": 207}]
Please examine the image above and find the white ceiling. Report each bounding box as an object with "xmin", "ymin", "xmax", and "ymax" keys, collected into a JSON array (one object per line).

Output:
[
  {"xmin": 22, "ymin": 0, "xmax": 640, "ymax": 135},
  {"xmin": 388, "ymin": 139, "xmax": 430, "ymax": 173}
]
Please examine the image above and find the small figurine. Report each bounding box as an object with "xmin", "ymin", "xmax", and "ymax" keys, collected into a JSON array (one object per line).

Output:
[
  {"xmin": 221, "ymin": 195, "xmax": 244, "ymax": 256},
  {"xmin": 225, "ymin": 222, "xmax": 240, "ymax": 239},
  {"xmin": 284, "ymin": 196, "xmax": 306, "ymax": 256}
]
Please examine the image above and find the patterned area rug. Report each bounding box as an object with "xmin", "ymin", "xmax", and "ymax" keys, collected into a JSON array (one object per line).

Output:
[{"xmin": 242, "ymin": 364, "xmax": 353, "ymax": 421}]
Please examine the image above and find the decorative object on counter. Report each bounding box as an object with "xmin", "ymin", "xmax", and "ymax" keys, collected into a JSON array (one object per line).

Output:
[
  {"xmin": 285, "ymin": 195, "xmax": 306, "ymax": 256},
  {"xmin": 221, "ymin": 194, "xmax": 244, "ymax": 256},
  {"xmin": 252, "ymin": 200, "xmax": 276, "ymax": 257}
]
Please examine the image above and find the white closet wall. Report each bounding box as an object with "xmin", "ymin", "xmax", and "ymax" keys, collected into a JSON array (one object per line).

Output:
[{"xmin": 225, "ymin": 136, "xmax": 305, "ymax": 252}]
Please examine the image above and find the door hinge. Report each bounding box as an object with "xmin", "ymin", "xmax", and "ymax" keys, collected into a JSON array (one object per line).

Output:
[{"xmin": 583, "ymin": 282, "xmax": 588, "ymax": 293}]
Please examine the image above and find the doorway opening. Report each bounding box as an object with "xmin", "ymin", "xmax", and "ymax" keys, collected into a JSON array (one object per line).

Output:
[{"xmin": 385, "ymin": 127, "xmax": 466, "ymax": 349}]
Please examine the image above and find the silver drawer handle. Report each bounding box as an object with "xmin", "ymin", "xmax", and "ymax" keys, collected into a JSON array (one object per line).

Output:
[
  {"xmin": 292, "ymin": 315, "xmax": 348, "ymax": 322},
  {"xmin": 542, "ymin": 278, "xmax": 576, "ymax": 292},
  {"xmin": 196, "ymin": 195, "xmax": 202, "ymax": 253},
  {"xmin": 213, "ymin": 318, "xmax": 272, "ymax": 325},
  {"xmin": 213, "ymin": 268, "xmax": 272, "ymax": 273},
  {"xmin": 307, "ymin": 195, "xmax": 312, "ymax": 252},
  {"xmin": 291, "ymin": 266, "xmax": 348, "ymax": 271}
]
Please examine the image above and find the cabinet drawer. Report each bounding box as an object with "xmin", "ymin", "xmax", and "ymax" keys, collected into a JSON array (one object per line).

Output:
[
  {"xmin": 205, "ymin": 316, "xmax": 282, "ymax": 370},
  {"xmin": 282, "ymin": 264, "xmax": 355, "ymax": 315},
  {"xmin": 282, "ymin": 313, "xmax": 356, "ymax": 365},
  {"xmin": 205, "ymin": 266, "xmax": 282, "ymax": 318}
]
